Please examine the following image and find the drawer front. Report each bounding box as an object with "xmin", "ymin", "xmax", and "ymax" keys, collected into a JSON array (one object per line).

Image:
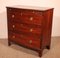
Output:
[
  {"xmin": 17, "ymin": 15, "xmax": 42, "ymax": 25},
  {"xmin": 7, "ymin": 8, "xmax": 42, "ymax": 16},
  {"xmin": 8, "ymin": 31, "xmax": 40, "ymax": 49},
  {"xmin": 7, "ymin": 8, "xmax": 43, "ymax": 25},
  {"xmin": 8, "ymin": 22, "xmax": 42, "ymax": 35}
]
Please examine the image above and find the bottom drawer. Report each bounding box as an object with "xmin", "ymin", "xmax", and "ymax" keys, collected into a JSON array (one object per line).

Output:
[{"xmin": 8, "ymin": 31, "xmax": 41, "ymax": 49}]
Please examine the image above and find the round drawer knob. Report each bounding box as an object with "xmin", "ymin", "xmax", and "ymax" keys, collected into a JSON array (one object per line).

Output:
[
  {"xmin": 30, "ymin": 28, "xmax": 33, "ymax": 32},
  {"xmin": 21, "ymin": 13, "xmax": 22, "ymax": 16},
  {"xmin": 29, "ymin": 40, "xmax": 32, "ymax": 44},
  {"xmin": 9, "ymin": 9, "xmax": 11, "ymax": 10},
  {"xmin": 12, "ymin": 15, "xmax": 15, "ymax": 18},
  {"xmin": 20, "ymin": 24, "xmax": 23, "ymax": 26},
  {"xmin": 32, "ymin": 11, "xmax": 35, "ymax": 13},
  {"xmin": 12, "ymin": 35, "xmax": 15, "ymax": 38},
  {"xmin": 20, "ymin": 34, "xmax": 23, "ymax": 37},
  {"xmin": 13, "ymin": 25, "xmax": 15, "ymax": 28},
  {"xmin": 30, "ymin": 17, "xmax": 33, "ymax": 21}
]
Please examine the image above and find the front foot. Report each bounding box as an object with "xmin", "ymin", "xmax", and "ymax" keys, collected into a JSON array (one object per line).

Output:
[
  {"xmin": 8, "ymin": 41, "xmax": 11, "ymax": 46},
  {"xmin": 46, "ymin": 45, "xmax": 50, "ymax": 49},
  {"xmin": 38, "ymin": 50, "xmax": 43, "ymax": 57}
]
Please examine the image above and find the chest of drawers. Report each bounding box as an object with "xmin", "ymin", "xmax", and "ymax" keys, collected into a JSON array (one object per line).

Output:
[{"xmin": 6, "ymin": 5, "xmax": 54, "ymax": 57}]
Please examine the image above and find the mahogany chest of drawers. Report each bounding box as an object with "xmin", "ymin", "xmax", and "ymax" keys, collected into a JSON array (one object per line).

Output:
[{"xmin": 6, "ymin": 5, "xmax": 54, "ymax": 57}]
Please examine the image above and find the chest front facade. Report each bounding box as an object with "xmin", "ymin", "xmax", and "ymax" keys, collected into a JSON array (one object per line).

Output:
[{"xmin": 6, "ymin": 6, "xmax": 54, "ymax": 57}]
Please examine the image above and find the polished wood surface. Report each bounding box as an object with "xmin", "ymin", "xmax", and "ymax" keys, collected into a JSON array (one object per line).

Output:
[{"xmin": 6, "ymin": 5, "xmax": 54, "ymax": 57}]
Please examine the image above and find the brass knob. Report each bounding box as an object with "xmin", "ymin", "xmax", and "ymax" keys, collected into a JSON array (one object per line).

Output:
[
  {"xmin": 21, "ymin": 13, "xmax": 22, "ymax": 16},
  {"xmin": 30, "ymin": 17, "xmax": 33, "ymax": 21},
  {"xmin": 12, "ymin": 35, "xmax": 15, "ymax": 38},
  {"xmin": 29, "ymin": 40, "xmax": 32, "ymax": 44},
  {"xmin": 20, "ymin": 24, "xmax": 23, "ymax": 26},
  {"xmin": 9, "ymin": 9, "xmax": 11, "ymax": 10},
  {"xmin": 32, "ymin": 11, "xmax": 35, "ymax": 13},
  {"xmin": 20, "ymin": 34, "xmax": 23, "ymax": 37},
  {"xmin": 12, "ymin": 15, "xmax": 15, "ymax": 18},
  {"xmin": 30, "ymin": 28, "xmax": 33, "ymax": 32},
  {"xmin": 13, "ymin": 25, "xmax": 15, "ymax": 28}
]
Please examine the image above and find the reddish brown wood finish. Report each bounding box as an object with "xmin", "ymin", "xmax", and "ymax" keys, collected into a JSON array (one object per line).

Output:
[
  {"xmin": 9, "ymin": 31, "xmax": 41, "ymax": 49},
  {"xmin": 6, "ymin": 6, "xmax": 54, "ymax": 57}
]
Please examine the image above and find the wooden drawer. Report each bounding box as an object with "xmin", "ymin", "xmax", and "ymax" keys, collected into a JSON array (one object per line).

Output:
[
  {"xmin": 17, "ymin": 15, "xmax": 42, "ymax": 25},
  {"xmin": 8, "ymin": 22, "xmax": 42, "ymax": 35},
  {"xmin": 9, "ymin": 31, "xmax": 41, "ymax": 49},
  {"xmin": 7, "ymin": 8, "xmax": 43, "ymax": 25},
  {"xmin": 8, "ymin": 13, "xmax": 43, "ymax": 25},
  {"xmin": 7, "ymin": 8, "xmax": 42, "ymax": 16}
]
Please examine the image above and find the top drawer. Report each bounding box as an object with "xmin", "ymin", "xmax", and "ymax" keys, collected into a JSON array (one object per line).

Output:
[
  {"xmin": 7, "ymin": 8, "xmax": 43, "ymax": 25},
  {"xmin": 7, "ymin": 8, "xmax": 42, "ymax": 16}
]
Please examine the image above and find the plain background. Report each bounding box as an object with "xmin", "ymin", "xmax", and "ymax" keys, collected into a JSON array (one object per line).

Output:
[{"xmin": 0, "ymin": 0, "xmax": 60, "ymax": 38}]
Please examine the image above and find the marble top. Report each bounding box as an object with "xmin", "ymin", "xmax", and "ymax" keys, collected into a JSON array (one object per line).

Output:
[{"xmin": 7, "ymin": 5, "xmax": 53, "ymax": 11}]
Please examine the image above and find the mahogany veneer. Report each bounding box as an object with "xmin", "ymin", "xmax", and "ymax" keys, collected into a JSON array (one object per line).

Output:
[{"xmin": 6, "ymin": 5, "xmax": 54, "ymax": 57}]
